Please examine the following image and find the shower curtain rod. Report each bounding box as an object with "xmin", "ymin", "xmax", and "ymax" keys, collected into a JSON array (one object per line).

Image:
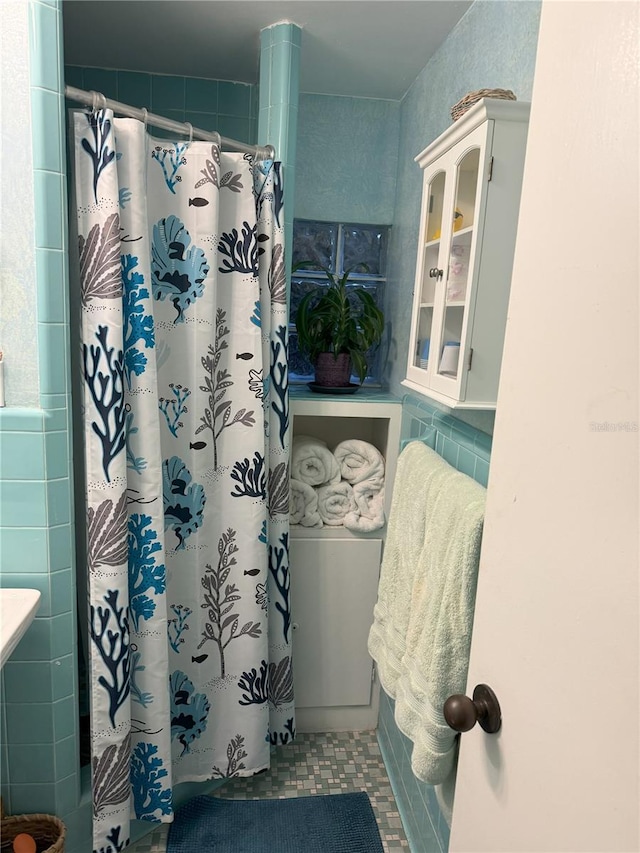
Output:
[{"xmin": 65, "ymin": 84, "xmax": 275, "ymax": 160}]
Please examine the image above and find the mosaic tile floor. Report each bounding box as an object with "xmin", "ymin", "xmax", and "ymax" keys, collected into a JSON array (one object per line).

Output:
[{"xmin": 128, "ymin": 731, "xmax": 409, "ymax": 852}]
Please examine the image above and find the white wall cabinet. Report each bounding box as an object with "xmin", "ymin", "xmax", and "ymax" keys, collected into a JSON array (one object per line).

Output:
[
  {"xmin": 403, "ymin": 99, "xmax": 530, "ymax": 409},
  {"xmin": 289, "ymin": 393, "xmax": 401, "ymax": 731}
]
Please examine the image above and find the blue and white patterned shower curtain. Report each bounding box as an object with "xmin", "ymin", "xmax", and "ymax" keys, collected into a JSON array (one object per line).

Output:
[{"xmin": 73, "ymin": 109, "xmax": 293, "ymax": 852}]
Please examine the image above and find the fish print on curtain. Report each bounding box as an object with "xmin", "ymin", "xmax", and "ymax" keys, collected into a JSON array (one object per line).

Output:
[{"xmin": 74, "ymin": 109, "xmax": 293, "ymax": 853}]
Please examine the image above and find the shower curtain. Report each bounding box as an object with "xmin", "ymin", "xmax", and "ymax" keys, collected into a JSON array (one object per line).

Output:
[{"xmin": 73, "ymin": 109, "xmax": 293, "ymax": 852}]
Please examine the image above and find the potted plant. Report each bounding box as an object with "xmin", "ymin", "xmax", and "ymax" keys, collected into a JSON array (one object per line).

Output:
[{"xmin": 295, "ymin": 264, "xmax": 384, "ymax": 389}]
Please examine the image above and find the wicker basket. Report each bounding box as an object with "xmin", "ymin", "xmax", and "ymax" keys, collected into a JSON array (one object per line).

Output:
[
  {"xmin": 0, "ymin": 806, "xmax": 66, "ymax": 853},
  {"xmin": 451, "ymin": 88, "xmax": 516, "ymax": 121}
]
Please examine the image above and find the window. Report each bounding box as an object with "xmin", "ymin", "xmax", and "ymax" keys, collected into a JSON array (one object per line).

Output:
[{"xmin": 289, "ymin": 219, "xmax": 389, "ymax": 385}]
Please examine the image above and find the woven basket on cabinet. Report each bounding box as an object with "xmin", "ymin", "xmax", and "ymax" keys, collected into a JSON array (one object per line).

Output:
[
  {"xmin": 450, "ymin": 88, "xmax": 516, "ymax": 121},
  {"xmin": 0, "ymin": 802, "xmax": 66, "ymax": 853}
]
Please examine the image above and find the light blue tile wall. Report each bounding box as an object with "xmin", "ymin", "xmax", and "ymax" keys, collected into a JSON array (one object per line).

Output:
[
  {"xmin": 400, "ymin": 395, "xmax": 492, "ymax": 483},
  {"xmin": 0, "ymin": 1, "xmax": 85, "ymax": 848},
  {"xmin": 258, "ymin": 23, "xmax": 302, "ymax": 296},
  {"xmin": 295, "ymin": 93, "xmax": 400, "ymax": 225},
  {"xmin": 384, "ymin": 0, "xmax": 542, "ymax": 436},
  {"xmin": 379, "ymin": 691, "xmax": 450, "ymax": 853},
  {"xmin": 64, "ymin": 65, "xmax": 258, "ymax": 144}
]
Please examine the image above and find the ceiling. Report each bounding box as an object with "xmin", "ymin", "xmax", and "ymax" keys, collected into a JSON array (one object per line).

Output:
[{"xmin": 62, "ymin": 1, "xmax": 472, "ymax": 100}]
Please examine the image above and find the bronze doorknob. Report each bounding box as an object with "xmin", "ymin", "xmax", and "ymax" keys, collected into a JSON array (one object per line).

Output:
[{"xmin": 443, "ymin": 683, "xmax": 502, "ymax": 734}]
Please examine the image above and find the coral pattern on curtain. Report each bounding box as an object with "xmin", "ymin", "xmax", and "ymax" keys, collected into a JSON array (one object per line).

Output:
[{"xmin": 73, "ymin": 109, "xmax": 293, "ymax": 853}]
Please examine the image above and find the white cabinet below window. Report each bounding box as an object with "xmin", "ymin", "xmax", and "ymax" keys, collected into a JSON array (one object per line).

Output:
[
  {"xmin": 403, "ymin": 98, "xmax": 530, "ymax": 409},
  {"xmin": 288, "ymin": 392, "xmax": 401, "ymax": 731},
  {"xmin": 290, "ymin": 538, "xmax": 381, "ymax": 709}
]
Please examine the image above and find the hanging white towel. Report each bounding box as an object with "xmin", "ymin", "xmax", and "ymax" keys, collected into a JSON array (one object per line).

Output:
[
  {"xmin": 333, "ymin": 439, "xmax": 385, "ymax": 486},
  {"xmin": 367, "ymin": 443, "xmax": 453, "ymax": 695},
  {"xmin": 316, "ymin": 480, "xmax": 356, "ymax": 526},
  {"xmin": 291, "ymin": 435, "xmax": 341, "ymax": 487},
  {"xmin": 344, "ymin": 479, "xmax": 386, "ymax": 533},
  {"xmin": 368, "ymin": 441, "xmax": 485, "ymax": 786},
  {"xmin": 290, "ymin": 478, "xmax": 323, "ymax": 528}
]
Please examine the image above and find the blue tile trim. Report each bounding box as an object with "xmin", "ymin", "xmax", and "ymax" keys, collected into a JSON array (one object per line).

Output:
[
  {"xmin": 401, "ymin": 394, "xmax": 492, "ymax": 485},
  {"xmin": 378, "ymin": 691, "xmax": 449, "ymax": 853},
  {"xmin": 378, "ymin": 722, "xmax": 421, "ymax": 852},
  {"xmin": 31, "ymin": 87, "xmax": 62, "ymax": 172},
  {"xmin": 36, "ymin": 248, "xmax": 67, "ymax": 324},
  {"xmin": 29, "ymin": 1, "xmax": 60, "ymax": 93},
  {"xmin": 55, "ymin": 771, "xmax": 80, "ymax": 815},
  {"xmin": 48, "ymin": 524, "xmax": 73, "ymax": 571},
  {"xmin": 0, "ymin": 410, "xmax": 45, "ymax": 432},
  {"xmin": 34, "ymin": 171, "xmax": 64, "ymax": 250},
  {"xmin": 53, "ymin": 696, "xmax": 76, "ymax": 741},
  {"xmin": 0, "ymin": 2, "xmax": 83, "ymax": 838}
]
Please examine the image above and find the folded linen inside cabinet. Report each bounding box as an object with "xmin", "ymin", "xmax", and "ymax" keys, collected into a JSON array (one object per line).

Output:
[
  {"xmin": 290, "ymin": 478, "xmax": 323, "ymax": 528},
  {"xmin": 333, "ymin": 438, "xmax": 385, "ymax": 486},
  {"xmin": 291, "ymin": 435, "xmax": 341, "ymax": 487},
  {"xmin": 344, "ymin": 479, "xmax": 386, "ymax": 533},
  {"xmin": 316, "ymin": 480, "xmax": 356, "ymax": 526}
]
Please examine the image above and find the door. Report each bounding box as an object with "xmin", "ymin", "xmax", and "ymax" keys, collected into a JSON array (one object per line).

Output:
[{"xmin": 450, "ymin": 3, "xmax": 639, "ymax": 852}]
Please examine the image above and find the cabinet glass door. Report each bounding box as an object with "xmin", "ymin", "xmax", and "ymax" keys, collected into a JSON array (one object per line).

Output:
[
  {"xmin": 435, "ymin": 146, "xmax": 481, "ymax": 381},
  {"xmin": 412, "ymin": 169, "xmax": 446, "ymax": 372}
]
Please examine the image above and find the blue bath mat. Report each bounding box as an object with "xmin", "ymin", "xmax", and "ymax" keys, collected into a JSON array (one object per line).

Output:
[{"xmin": 166, "ymin": 791, "xmax": 384, "ymax": 853}]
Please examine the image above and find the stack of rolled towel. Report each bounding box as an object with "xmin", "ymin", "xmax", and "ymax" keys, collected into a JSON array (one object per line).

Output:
[{"xmin": 290, "ymin": 436, "xmax": 386, "ymax": 532}]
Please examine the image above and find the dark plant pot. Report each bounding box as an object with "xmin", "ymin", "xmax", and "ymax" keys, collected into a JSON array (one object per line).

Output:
[{"xmin": 314, "ymin": 352, "xmax": 352, "ymax": 387}]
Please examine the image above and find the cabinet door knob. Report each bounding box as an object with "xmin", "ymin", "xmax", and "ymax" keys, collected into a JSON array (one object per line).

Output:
[
  {"xmin": 443, "ymin": 683, "xmax": 501, "ymax": 734},
  {"xmin": 429, "ymin": 268, "xmax": 444, "ymax": 280}
]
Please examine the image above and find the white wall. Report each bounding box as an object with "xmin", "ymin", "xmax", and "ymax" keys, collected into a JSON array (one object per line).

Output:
[{"xmin": 0, "ymin": 2, "xmax": 39, "ymax": 406}]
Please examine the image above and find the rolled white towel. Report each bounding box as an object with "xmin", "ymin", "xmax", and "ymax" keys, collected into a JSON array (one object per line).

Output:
[
  {"xmin": 333, "ymin": 439, "xmax": 385, "ymax": 485},
  {"xmin": 291, "ymin": 435, "xmax": 341, "ymax": 487},
  {"xmin": 344, "ymin": 479, "xmax": 386, "ymax": 533},
  {"xmin": 316, "ymin": 481, "xmax": 356, "ymax": 526},
  {"xmin": 290, "ymin": 478, "xmax": 323, "ymax": 528}
]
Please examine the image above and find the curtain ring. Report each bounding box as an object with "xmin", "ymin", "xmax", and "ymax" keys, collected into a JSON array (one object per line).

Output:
[
  {"xmin": 98, "ymin": 92, "xmax": 107, "ymax": 111},
  {"xmin": 185, "ymin": 121, "xmax": 193, "ymax": 145},
  {"xmin": 213, "ymin": 131, "xmax": 221, "ymax": 150},
  {"xmin": 90, "ymin": 90, "xmax": 99, "ymax": 114},
  {"xmin": 141, "ymin": 107, "xmax": 148, "ymax": 130}
]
